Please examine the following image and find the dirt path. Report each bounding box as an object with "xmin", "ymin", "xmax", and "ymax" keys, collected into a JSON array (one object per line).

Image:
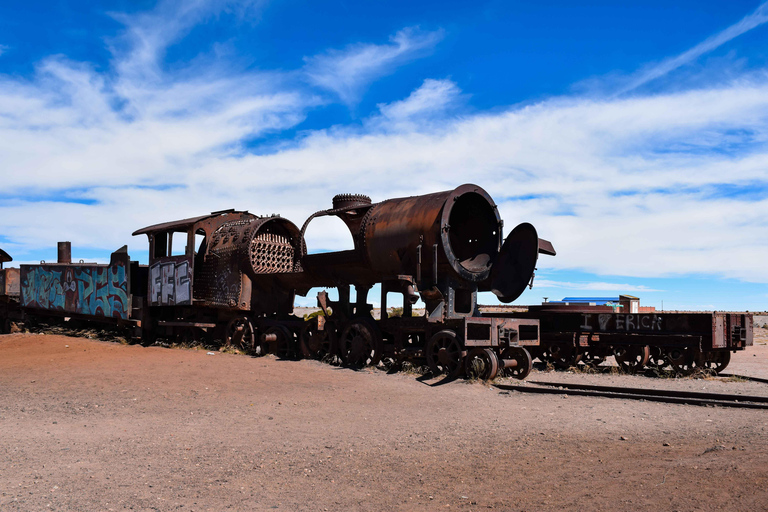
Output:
[{"xmin": 1, "ymin": 332, "xmax": 767, "ymax": 511}]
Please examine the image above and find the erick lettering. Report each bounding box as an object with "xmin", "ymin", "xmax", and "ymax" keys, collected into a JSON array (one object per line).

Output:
[{"xmin": 613, "ymin": 314, "xmax": 663, "ymax": 331}]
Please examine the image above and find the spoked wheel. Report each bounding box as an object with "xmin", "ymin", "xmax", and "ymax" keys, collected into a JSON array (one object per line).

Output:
[
  {"xmin": 426, "ymin": 330, "xmax": 465, "ymax": 379},
  {"xmin": 647, "ymin": 346, "xmax": 670, "ymax": 371},
  {"xmin": 500, "ymin": 347, "xmax": 533, "ymax": 380},
  {"xmin": 465, "ymin": 348, "xmax": 499, "ymax": 381},
  {"xmin": 700, "ymin": 351, "xmax": 731, "ymax": 374},
  {"xmin": 613, "ymin": 345, "xmax": 650, "ymax": 373},
  {"xmin": 667, "ymin": 347, "xmax": 700, "ymax": 376},
  {"xmin": 580, "ymin": 351, "xmax": 606, "ymax": 368},
  {"xmin": 225, "ymin": 317, "xmax": 256, "ymax": 354},
  {"xmin": 300, "ymin": 318, "xmax": 330, "ymax": 359},
  {"xmin": 546, "ymin": 343, "xmax": 582, "ymax": 369},
  {"xmin": 261, "ymin": 325, "xmax": 295, "ymax": 358},
  {"xmin": 379, "ymin": 355, "xmax": 402, "ymax": 373},
  {"xmin": 339, "ymin": 319, "xmax": 382, "ymax": 368}
]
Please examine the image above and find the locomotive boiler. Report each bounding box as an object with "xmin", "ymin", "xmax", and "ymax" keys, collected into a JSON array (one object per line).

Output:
[{"xmin": 277, "ymin": 184, "xmax": 557, "ymax": 378}]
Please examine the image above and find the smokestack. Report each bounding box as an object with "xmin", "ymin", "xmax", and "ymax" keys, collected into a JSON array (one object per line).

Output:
[{"xmin": 58, "ymin": 242, "xmax": 72, "ymax": 264}]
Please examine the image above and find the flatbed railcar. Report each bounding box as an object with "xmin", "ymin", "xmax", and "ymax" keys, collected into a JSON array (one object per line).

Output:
[{"xmin": 483, "ymin": 304, "xmax": 753, "ymax": 375}]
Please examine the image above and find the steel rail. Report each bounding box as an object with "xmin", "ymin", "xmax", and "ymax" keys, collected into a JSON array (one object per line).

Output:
[
  {"xmin": 717, "ymin": 374, "xmax": 768, "ymax": 385},
  {"xmin": 494, "ymin": 381, "xmax": 768, "ymax": 410}
]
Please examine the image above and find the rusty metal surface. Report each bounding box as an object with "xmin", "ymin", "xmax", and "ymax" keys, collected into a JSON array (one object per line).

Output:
[
  {"xmin": 463, "ymin": 316, "xmax": 540, "ymax": 347},
  {"xmin": 361, "ymin": 184, "xmax": 501, "ymax": 284},
  {"xmin": 300, "ymin": 185, "xmax": 503, "ymax": 290},
  {"xmin": 135, "ymin": 210, "xmax": 303, "ymax": 314},
  {"xmin": 57, "ymin": 242, "xmax": 72, "ymax": 264},
  {"xmin": 132, "ymin": 212, "xmax": 229, "ymax": 236},
  {"xmin": 0, "ymin": 268, "xmax": 20, "ymax": 297},
  {"xmin": 518, "ymin": 308, "xmax": 753, "ymax": 351}
]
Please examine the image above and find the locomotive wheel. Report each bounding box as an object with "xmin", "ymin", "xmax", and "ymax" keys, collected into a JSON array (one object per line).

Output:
[
  {"xmin": 300, "ymin": 319, "xmax": 330, "ymax": 359},
  {"xmin": 261, "ymin": 325, "xmax": 295, "ymax": 359},
  {"xmin": 225, "ymin": 317, "xmax": 256, "ymax": 354},
  {"xmin": 465, "ymin": 348, "xmax": 499, "ymax": 381},
  {"xmin": 667, "ymin": 347, "xmax": 700, "ymax": 376},
  {"xmin": 613, "ymin": 345, "xmax": 650, "ymax": 373},
  {"xmin": 700, "ymin": 351, "xmax": 731, "ymax": 374},
  {"xmin": 546, "ymin": 343, "xmax": 582, "ymax": 369},
  {"xmin": 426, "ymin": 330, "xmax": 465, "ymax": 379},
  {"xmin": 501, "ymin": 347, "xmax": 533, "ymax": 380},
  {"xmin": 339, "ymin": 319, "xmax": 382, "ymax": 368}
]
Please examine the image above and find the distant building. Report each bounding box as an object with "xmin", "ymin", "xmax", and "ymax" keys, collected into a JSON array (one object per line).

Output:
[{"xmin": 546, "ymin": 294, "xmax": 655, "ymax": 313}]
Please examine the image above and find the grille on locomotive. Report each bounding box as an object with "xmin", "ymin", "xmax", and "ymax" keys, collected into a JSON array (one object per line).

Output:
[{"xmin": 250, "ymin": 230, "xmax": 295, "ymax": 274}]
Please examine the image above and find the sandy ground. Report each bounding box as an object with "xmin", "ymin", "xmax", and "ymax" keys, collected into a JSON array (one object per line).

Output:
[{"xmin": 1, "ymin": 330, "xmax": 767, "ymax": 511}]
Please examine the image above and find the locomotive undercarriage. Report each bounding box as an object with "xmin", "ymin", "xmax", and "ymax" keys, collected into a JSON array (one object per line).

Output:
[{"xmin": 532, "ymin": 338, "xmax": 735, "ymax": 376}]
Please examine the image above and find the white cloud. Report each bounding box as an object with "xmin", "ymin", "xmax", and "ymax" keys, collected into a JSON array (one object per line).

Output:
[
  {"xmin": 533, "ymin": 280, "xmax": 662, "ymax": 293},
  {"xmin": 108, "ymin": 0, "xmax": 267, "ymax": 84},
  {"xmin": 367, "ymin": 78, "xmax": 463, "ymax": 131},
  {"xmin": 378, "ymin": 78, "xmax": 461, "ymax": 120},
  {"xmin": 303, "ymin": 27, "xmax": 443, "ymax": 104},
  {"xmin": 1, "ymin": 1, "xmax": 768, "ymax": 293},
  {"xmin": 0, "ymin": 45, "xmax": 8, "ymax": 57},
  {"xmin": 617, "ymin": 1, "xmax": 768, "ymax": 94}
]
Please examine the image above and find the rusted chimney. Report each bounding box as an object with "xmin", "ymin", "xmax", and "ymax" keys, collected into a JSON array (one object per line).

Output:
[{"xmin": 58, "ymin": 242, "xmax": 72, "ymax": 264}]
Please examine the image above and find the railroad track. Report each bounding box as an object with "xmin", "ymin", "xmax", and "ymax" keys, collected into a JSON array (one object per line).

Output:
[{"xmin": 494, "ymin": 381, "xmax": 768, "ymax": 410}]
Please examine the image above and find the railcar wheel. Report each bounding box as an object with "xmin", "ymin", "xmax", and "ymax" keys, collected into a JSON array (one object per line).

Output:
[
  {"xmin": 300, "ymin": 318, "xmax": 330, "ymax": 359},
  {"xmin": 225, "ymin": 317, "xmax": 256, "ymax": 354},
  {"xmin": 465, "ymin": 348, "xmax": 499, "ymax": 380},
  {"xmin": 426, "ymin": 330, "xmax": 465, "ymax": 379},
  {"xmin": 667, "ymin": 347, "xmax": 699, "ymax": 376},
  {"xmin": 647, "ymin": 346, "xmax": 670, "ymax": 371},
  {"xmin": 580, "ymin": 351, "xmax": 605, "ymax": 368},
  {"xmin": 261, "ymin": 325, "xmax": 295, "ymax": 358},
  {"xmin": 700, "ymin": 351, "xmax": 731, "ymax": 374},
  {"xmin": 501, "ymin": 347, "xmax": 533, "ymax": 380},
  {"xmin": 339, "ymin": 319, "xmax": 382, "ymax": 368},
  {"xmin": 547, "ymin": 343, "xmax": 582, "ymax": 369},
  {"xmin": 613, "ymin": 345, "xmax": 650, "ymax": 373}
]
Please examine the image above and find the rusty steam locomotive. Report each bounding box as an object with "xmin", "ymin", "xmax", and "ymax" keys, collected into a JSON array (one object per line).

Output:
[
  {"xmin": 0, "ymin": 184, "xmax": 753, "ymax": 379},
  {"xmin": 1, "ymin": 184, "xmax": 555, "ymax": 380}
]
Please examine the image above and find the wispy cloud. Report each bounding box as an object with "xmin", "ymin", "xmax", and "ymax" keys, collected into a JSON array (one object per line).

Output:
[
  {"xmin": 303, "ymin": 27, "xmax": 443, "ymax": 104},
  {"xmin": 0, "ymin": 44, "xmax": 8, "ymax": 57},
  {"xmin": 618, "ymin": 1, "xmax": 768, "ymax": 94},
  {"xmin": 534, "ymin": 280, "xmax": 663, "ymax": 293},
  {"xmin": 372, "ymin": 78, "xmax": 462, "ymax": 127},
  {"xmin": 108, "ymin": 0, "xmax": 267, "ymax": 83}
]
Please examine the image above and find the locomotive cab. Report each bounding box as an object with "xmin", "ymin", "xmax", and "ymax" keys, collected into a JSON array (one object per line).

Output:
[{"xmin": 133, "ymin": 209, "xmax": 305, "ymax": 315}]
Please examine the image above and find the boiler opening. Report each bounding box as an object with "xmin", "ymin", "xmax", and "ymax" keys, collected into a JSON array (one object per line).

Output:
[{"xmin": 447, "ymin": 192, "xmax": 499, "ymax": 273}]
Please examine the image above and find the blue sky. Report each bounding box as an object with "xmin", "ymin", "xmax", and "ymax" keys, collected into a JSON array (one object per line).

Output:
[{"xmin": 1, "ymin": 0, "xmax": 767, "ymax": 311}]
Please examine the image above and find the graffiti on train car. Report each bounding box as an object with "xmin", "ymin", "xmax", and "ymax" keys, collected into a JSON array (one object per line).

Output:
[
  {"xmin": 20, "ymin": 263, "xmax": 130, "ymax": 319},
  {"xmin": 149, "ymin": 260, "xmax": 191, "ymax": 306},
  {"xmin": 580, "ymin": 313, "xmax": 664, "ymax": 332}
]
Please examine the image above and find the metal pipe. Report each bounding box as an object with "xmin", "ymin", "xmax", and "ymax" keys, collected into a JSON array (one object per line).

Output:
[{"xmin": 58, "ymin": 242, "xmax": 72, "ymax": 264}]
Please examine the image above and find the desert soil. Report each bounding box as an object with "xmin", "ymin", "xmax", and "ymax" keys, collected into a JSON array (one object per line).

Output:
[{"xmin": 1, "ymin": 328, "xmax": 768, "ymax": 511}]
